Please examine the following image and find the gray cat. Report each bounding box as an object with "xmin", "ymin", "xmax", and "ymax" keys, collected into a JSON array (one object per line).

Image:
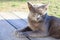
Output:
[{"xmin": 16, "ymin": 2, "xmax": 60, "ymax": 39}]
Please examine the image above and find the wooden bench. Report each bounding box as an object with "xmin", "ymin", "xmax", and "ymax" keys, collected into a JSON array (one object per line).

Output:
[{"xmin": 0, "ymin": 12, "xmax": 59, "ymax": 40}]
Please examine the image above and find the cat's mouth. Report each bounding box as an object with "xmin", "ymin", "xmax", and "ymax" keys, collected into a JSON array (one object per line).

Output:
[
  {"xmin": 36, "ymin": 19, "xmax": 44, "ymax": 23},
  {"xmin": 31, "ymin": 18, "xmax": 43, "ymax": 23},
  {"xmin": 30, "ymin": 18, "xmax": 44, "ymax": 23}
]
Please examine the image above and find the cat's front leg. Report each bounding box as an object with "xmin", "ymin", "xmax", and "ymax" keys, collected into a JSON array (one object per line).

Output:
[
  {"xmin": 14, "ymin": 26, "xmax": 32, "ymax": 38},
  {"xmin": 15, "ymin": 31, "xmax": 49, "ymax": 38},
  {"xmin": 25, "ymin": 31, "xmax": 49, "ymax": 38}
]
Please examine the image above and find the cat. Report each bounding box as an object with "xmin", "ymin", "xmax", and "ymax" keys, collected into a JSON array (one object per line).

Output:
[
  {"xmin": 28, "ymin": 2, "xmax": 60, "ymax": 39},
  {"xmin": 27, "ymin": 2, "xmax": 50, "ymax": 35},
  {"xmin": 49, "ymin": 16, "xmax": 60, "ymax": 39},
  {"xmin": 16, "ymin": 2, "xmax": 60, "ymax": 39}
]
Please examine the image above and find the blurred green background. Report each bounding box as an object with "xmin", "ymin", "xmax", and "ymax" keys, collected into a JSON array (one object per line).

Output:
[{"xmin": 0, "ymin": 0, "xmax": 60, "ymax": 17}]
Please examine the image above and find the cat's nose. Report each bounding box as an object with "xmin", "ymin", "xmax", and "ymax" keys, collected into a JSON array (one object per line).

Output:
[
  {"xmin": 37, "ymin": 15, "xmax": 40, "ymax": 18},
  {"xmin": 37, "ymin": 15, "xmax": 40, "ymax": 20},
  {"xmin": 37, "ymin": 17, "xmax": 43, "ymax": 21}
]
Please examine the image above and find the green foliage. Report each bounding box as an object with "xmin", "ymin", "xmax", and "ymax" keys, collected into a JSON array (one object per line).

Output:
[{"xmin": 0, "ymin": 0, "xmax": 60, "ymax": 17}]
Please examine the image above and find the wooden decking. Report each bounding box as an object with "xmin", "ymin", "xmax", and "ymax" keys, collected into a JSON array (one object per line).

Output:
[{"xmin": 0, "ymin": 11, "xmax": 59, "ymax": 40}]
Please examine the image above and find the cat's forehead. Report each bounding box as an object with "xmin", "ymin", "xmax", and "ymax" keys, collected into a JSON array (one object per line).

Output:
[{"xmin": 32, "ymin": 4, "xmax": 45, "ymax": 8}]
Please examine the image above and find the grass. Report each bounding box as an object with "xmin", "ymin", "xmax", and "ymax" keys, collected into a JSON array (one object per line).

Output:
[
  {"xmin": 0, "ymin": 1, "xmax": 29, "ymax": 12},
  {"xmin": 0, "ymin": 0, "xmax": 60, "ymax": 17}
]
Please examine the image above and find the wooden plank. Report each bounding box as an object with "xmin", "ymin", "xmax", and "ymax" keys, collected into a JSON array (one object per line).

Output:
[
  {"xmin": 9, "ymin": 11, "xmax": 28, "ymax": 22},
  {"xmin": 0, "ymin": 12, "xmax": 27, "ymax": 30},
  {"xmin": 29, "ymin": 37, "xmax": 58, "ymax": 40},
  {"xmin": 0, "ymin": 12, "xmax": 28, "ymax": 40},
  {"xmin": 10, "ymin": 11, "xmax": 28, "ymax": 19}
]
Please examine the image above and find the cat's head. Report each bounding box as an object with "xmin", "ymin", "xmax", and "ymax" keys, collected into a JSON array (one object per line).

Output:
[{"xmin": 28, "ymin": 2, "xmax": 49, "ymax": 22}]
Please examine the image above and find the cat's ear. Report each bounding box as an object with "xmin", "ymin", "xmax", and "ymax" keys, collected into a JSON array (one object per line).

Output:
[
  {"xmin": 44, "ymin": 3, "xmax": 50, "ymax": 8},
  {"xmin": 27, "ymin": 2, "xmax": 35, "ymax": 12},
  {"xmin": 42, "ymin": 3, "xmax": 50, "ymax": 10},
  {"xmin": 44, "ymin": 3, "xmax": 50, "ymax": 10}
]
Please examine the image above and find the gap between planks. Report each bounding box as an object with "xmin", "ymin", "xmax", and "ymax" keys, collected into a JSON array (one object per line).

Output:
[{"xmin": 0, "ymin": 12, "xmax": 28, "ymax": 40}]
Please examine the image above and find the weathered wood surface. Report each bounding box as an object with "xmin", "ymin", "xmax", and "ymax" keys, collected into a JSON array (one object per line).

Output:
[
  {"xmin": 0, "ymin": 12, "xmax": 28, "ymax": 30},
  {"xmin": 0, "ymin": 12, "xmax": 59, "ymax": 40},
  {"xmin": 0, "ymin": 16, "xmax": 23, "ymax": 40},
  {"xmin": 0, "ymin": 12, "xmax": 28, "ymax": 40}
]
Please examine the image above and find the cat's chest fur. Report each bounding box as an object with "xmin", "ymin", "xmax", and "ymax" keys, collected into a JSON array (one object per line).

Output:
[{"xmin": 28, "ymin": 19, "xmax": 49, "ymax": 33}]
